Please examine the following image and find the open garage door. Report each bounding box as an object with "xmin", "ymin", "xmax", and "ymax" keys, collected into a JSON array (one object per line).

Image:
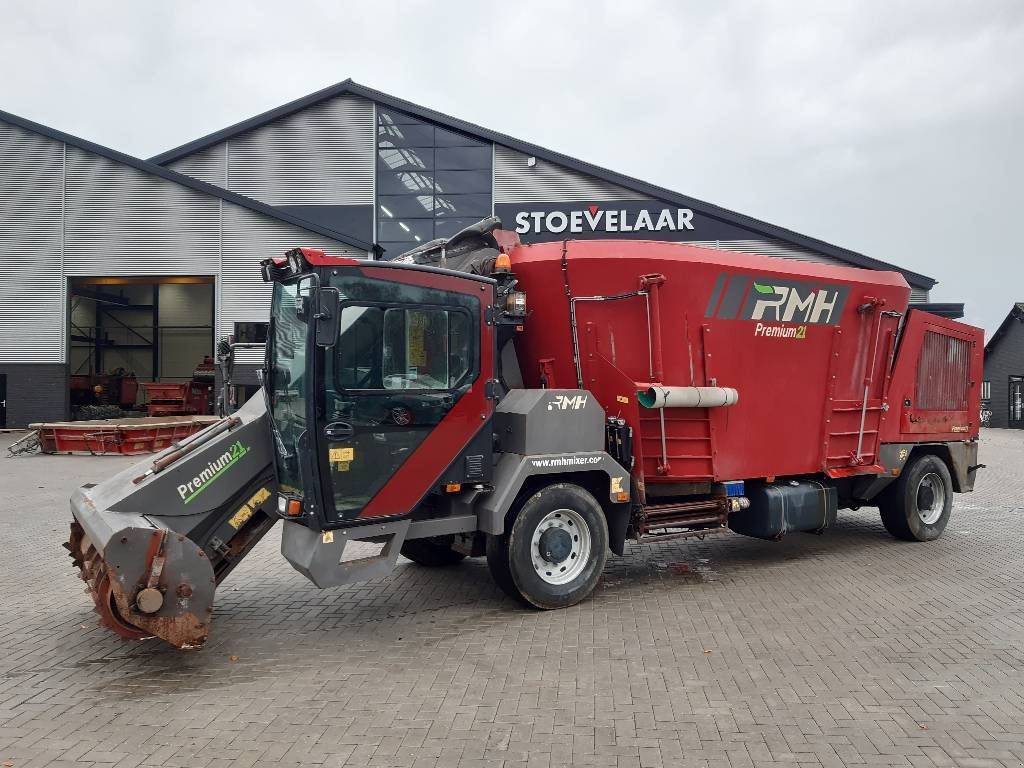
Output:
[{"xmin": 67, "ymin": 276, "xmax": 215, "ymax": 418}]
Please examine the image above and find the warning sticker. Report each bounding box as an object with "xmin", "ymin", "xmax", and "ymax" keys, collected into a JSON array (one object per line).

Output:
[
  {"xmin": 329, "ymin": 447, "xmax": 354, "ymax": 462},
  {"xmin": 228, "ymin": 487, "xmax": 271, "ymax": 530},
  {"xmin": 228, "ymin": 504, "xmax": 253, "ymax": 530}
]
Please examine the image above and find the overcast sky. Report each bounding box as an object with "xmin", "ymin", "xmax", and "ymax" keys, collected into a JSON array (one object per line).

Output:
[{"xmin": 2, "ymin": 0, "xmax": 1021, "ymax": 333}]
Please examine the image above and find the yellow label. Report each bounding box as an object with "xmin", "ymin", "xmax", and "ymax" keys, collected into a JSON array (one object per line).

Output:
[
  {"xmin": 329, "ymin": 447, "xmax": 354, "ymax": 462},
  {"xmin": 228, "ymin": 504, "xmax": 253, "ymax": 530},
  {"xmin": 409, "ymin": 311, "xmax": 428, "ymax": 366},
  {"xmin": 610, "ymin": 476, "xmax": 624, "ymax": 494},
  {"xmin": 322, "ymin": 530, "xmax": 334, "ymax": 544},
  {"xmin": 247, "ymin": 487, "xmax": 271, "ymax": 508},
  {"xmin": 616, "ymin": 395, "xmax": 629, "ymax": 404},
  {"xmin": 334, "ymin": 461, "xmax": 351, "ymax": 472}
]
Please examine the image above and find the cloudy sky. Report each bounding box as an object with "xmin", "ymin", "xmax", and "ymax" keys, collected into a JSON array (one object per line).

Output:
[{"xmin": 2, "ymin": 0, "xmax": 1021, "ymax": 333}]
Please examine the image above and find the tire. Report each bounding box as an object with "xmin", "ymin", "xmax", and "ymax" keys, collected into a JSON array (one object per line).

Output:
[
  {"xmin": 878, "ymin": 453, "xmax": 953, "ymax": 542},
  {"xmin": 400, "ymin": 535, "xmax": 467, "ymax": 566},
  {"xmin": 488, "ymin": 483, "xmax": 608, "ymax": 609}
]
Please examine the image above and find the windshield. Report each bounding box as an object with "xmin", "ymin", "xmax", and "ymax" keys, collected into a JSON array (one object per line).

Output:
[{"xmin": 267, "ymin": 277, "xmax": 313, "ymax": 498}]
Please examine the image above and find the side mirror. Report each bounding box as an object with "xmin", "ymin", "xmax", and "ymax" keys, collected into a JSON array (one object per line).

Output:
[{"xmin": 314, "ymin": 288, "xmax": 341, "ymax": 347}]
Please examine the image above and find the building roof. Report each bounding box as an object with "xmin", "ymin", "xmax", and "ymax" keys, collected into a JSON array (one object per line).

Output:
[
  {"xmin": 151, "ymin": 78, "xmax": 937, "ymax": 290},
  {"xmin": 0, "ymin": 108, "xmax": 375, "ymax": 252},
  {"xmin": 985, "ymin": 303, "xmax": 1024, "ymax": 355},
  {"xmin": 913, "ymin": 302, "xmax": 965, "ymax": 320}
]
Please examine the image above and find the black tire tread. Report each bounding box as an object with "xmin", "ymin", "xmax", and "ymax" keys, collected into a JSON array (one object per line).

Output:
[{"xmin": 877, "ymin": 453, "xmax": 953, "ymax": 542}]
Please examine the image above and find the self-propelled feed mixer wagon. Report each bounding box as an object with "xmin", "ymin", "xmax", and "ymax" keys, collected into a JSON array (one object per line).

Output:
[{"xmin": 66, "ymin": 218, "xmax": 984, "ymax": 648}]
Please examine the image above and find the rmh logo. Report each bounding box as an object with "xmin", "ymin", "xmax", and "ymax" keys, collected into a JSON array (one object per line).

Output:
[
  {"xmin": 548, "ymin": 394, "xmax": 588, "ymax": 411},
  {"xmin": 750, "ymin": 282, "xmax": 841, "ymax": 325}
]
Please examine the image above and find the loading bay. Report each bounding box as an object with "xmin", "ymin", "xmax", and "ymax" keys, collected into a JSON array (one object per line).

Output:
[{"xmin": 1, "ymin": 431, "xmax": 1022, "ymax": 768}]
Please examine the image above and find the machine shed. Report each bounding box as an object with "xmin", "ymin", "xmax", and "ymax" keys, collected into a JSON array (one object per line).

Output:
[{"xmin": 0, "ymin": 79, "xmax": 942, "ymax": 428}]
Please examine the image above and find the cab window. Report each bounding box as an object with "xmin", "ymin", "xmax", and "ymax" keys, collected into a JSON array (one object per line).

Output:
[{"xmin": 335, "ymin": 304, "xmax": 473, "ymax": 392}]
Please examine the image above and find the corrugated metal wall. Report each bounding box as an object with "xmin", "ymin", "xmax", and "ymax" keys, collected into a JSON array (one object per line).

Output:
[
  {"xmin": 494, "ymin": 145, "xmax": 649, "ymax": 203},
  {"xmin": 64, "ymin": 146, "xmax": 221, "ymax": 275},
  {"xmin": 0, "ymin": 121, "xmax": 65, "ymax": 363},
  {"xmin": 166, "ymin": 142, "xmax": 226, "ymax": 187},
  {"xmin": 168, "ymin": 95, "xmax": 376, "ymax": 206},
  {"xmin": 687, "ymin": 238, "xmax": 847, "ymax": 267},
  {"xmin": 220, "ymin": 205, "xmax": 361, "ymax": 339},
  {"xmin": 0, "ymin": 116, "xmax": 362, "ymax": 367}
]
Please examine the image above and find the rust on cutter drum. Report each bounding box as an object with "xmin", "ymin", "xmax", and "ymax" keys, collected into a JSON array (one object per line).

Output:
[{"xmin": 65, "ymin": 521, "xmax": 209, "ymax": 649}]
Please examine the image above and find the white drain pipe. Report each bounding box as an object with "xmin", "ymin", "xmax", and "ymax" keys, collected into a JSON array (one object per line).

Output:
[{"xmin": 638, "ymin": 385, "xmax": 739, "ymax": 409}]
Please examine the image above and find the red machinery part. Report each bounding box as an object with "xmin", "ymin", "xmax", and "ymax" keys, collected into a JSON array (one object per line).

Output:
[
  {"xmin": 509, "ymin": 239, "xmax": 983, "ymax": 486},
  {"xmin": 31, "ymin": 416, "xmax": 220, "ymax": 455}
]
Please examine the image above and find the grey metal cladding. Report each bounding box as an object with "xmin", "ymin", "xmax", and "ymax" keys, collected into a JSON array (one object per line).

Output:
[
  {"xmin": 64, "ymin": 145, "xmax": 221, "ymax": 276},
  {"xmin": 167, "ymin": 142, "xmax": 227, "ymax": 187},
  {"xmin": 220, "ymin": 204, "xmax": 362, "ymax": 340},
  {"xmin": 225, "ymin": 94, "xmax": 374, "ymax": 206},
  {"xmin": 0, "ymin": 121, "xmax": 64, "ymax": 363},
  {"xmin": 494, "ymin": 145, "xmax": 649, "ymax": 203}
]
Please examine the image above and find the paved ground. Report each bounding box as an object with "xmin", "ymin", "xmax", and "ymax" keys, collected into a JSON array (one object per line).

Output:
[{"xmin": 0, "ymin": 432, "xmax": 1023, "ymax": 768}]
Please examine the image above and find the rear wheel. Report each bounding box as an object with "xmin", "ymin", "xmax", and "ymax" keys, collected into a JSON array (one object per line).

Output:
[
  {"xmin": 878, "ymin": 454, "xmax": 953, "ymax": 541},
  {"xmin": 487, "ymin": 483, "xmax": 608, "ymax": 609},
  {"xmin": 400, "ymin": 535, "xmax": 467, "ymax": 566}
]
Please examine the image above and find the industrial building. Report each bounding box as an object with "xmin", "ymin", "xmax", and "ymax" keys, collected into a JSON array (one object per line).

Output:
[
  {"xmin": 983, "ymin": 303, "xmax": 1024, "ymax": 429},
  {"xmin": 0, "ymin": 79, "xmax": 946, "ymax": 428}
]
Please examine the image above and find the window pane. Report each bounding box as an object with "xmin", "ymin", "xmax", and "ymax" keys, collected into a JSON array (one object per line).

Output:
[
  {"xmin": 383, "ymin": 309, "xmax": 450, "ymax": 390},
  {"xmin": 433, "ymin": 193, "xmax": 492, "ymax": 218},
  {"xmin": 435, "ymin": 146, "xmax": 491, "ymax": 170},
  {"xmin": 435, "ymin": 217, "xmax": 489, "ymax": 238},
  {"xmin": 378, "ymin": 241, "xmax": 421, "ymax": 258},
  {"xmin": 337, "ymin": 306, "xmax": 384, "ymax": 389},
  {"xmin": 435, "ymin": 169, "xmax": 491, "ymax": 194},
  {"xmin": 376, "ymin": 110, "xmax": 492, "ymax": 253},
  {"xmin": 377, "ymin": 169, "xmax": 434, "ymax": 195},
  {"xmin": 377, "ymin": 219, "xmax": 434, "ymax": 242},
  {"xmin": 378, "ymin": 195, "xmax": 436, "ymax": 218},
  {"xmin": 449, "ymin": 311, "xmax": 472, "ymax": 388},
  {"xmin": 377, "ymin": 108, "xmax": 425, "ymax": 126},
  {"xmin": 378, "ymin": 122, "xmax": 434, "ymax": 148},
  {"xmin": 377, "ymin": 146, "xmax": 433, "ymax": 172},
  {"xmin": 435, "ymin": 126, "xmax": 488, "ymax": 147}
]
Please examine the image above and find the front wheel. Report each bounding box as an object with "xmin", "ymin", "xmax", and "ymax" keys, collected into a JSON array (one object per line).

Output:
[
  {"xmin": 488, "ymin": 483, "xmax": 608, "ymax": 609},
  {"xmin": 878, "ymin": 453, "xmax": 953, "ymax": 541}
]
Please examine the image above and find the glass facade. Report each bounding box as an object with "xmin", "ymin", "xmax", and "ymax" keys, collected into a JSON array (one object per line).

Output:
[{"xmin": 376, "ymin": 107, "xmax": 492, "ymax": 257}]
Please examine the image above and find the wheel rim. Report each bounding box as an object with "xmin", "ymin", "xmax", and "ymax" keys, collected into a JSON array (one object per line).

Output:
[
  {"xmin": 916, "ymin": 472, "xmax": 946, "ymax": 525},
  {"xmin": 530, "ymin": 507, "xmax": 591, "ymax": 585}
]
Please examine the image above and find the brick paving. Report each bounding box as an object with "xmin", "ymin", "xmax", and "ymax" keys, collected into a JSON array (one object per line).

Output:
[{"xmin": 0, "ymin": 431, "xmax": 1023, "ymax": 767}]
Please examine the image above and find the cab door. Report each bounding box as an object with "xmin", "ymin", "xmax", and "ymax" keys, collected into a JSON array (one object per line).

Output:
[{"xmin": 315, "ymin": 264, "xmax": 494, "ymax": 528}]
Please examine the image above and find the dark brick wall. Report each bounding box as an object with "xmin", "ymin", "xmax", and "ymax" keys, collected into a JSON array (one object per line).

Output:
[
  {"xmin": 984, "ymin": 316, "xmax": 1024, "ymax": 428},
  {"xmin": 0, "ymin": 364, "xmax": 67, "ymax": 428}
]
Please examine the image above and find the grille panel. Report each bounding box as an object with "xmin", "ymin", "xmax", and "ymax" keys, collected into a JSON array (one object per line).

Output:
[{"xmin": 916, "ymin": 331, "xmax": 970, "ymax": 410}]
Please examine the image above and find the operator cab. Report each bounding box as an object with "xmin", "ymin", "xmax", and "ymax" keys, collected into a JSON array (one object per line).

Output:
[{"xmin": 261, "ymin": 246, "xmax": 510, "ymax": 531}]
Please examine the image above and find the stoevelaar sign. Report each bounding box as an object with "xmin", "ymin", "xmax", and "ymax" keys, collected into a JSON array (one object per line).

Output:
[{"xmin": 493, "ymin": 200, "xmax": 760, "ymax": 244}]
